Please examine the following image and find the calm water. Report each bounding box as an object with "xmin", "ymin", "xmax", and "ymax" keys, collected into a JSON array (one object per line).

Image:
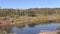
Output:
[{"xmin": 0, "ymin": 23, "xmax": 60, "ymax": 34}]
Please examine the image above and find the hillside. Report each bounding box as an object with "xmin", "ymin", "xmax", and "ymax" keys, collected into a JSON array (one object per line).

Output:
[{"xmin": 0, "ymin": 8, "xmax": 60, "ymax": 24}]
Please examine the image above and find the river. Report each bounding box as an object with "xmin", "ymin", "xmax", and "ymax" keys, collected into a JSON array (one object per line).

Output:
[{"xmin": 0, "ymin": 22, "xmax": 60, "ymax": 34}]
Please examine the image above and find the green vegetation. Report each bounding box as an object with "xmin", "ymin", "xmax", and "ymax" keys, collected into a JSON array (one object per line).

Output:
[{"xmin": 0, "ymin": 8, "xmax": 60, "ymax": 24}]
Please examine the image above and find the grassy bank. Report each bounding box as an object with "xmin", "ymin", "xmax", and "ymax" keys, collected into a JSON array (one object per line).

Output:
[{"xmin": 8, "ymin": 14, "xmax": 60, "ymax": 24}]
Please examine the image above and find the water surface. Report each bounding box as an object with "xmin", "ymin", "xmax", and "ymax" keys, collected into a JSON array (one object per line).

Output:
[{"xmin": 0, "ymin": 23, "xmax": 60, "ymax": 34}]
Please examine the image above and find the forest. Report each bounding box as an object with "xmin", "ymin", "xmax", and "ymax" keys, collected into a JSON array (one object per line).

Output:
[{"xmin": 0, "ymin": 8, "xmax": 60, "ymax": 17}]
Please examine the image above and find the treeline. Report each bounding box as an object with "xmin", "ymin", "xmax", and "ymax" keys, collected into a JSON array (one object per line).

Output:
[{"xmin": 0, "ymin": 8, "xmax": 60, "ymax": 17}]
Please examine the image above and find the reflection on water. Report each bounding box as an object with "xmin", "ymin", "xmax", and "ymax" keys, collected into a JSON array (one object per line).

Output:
[
  {"xmin": 0, "ymin": 23, "xmax": 60, "ymax": 34},
  {"xmin": 0, "ymin": 25, "xmax": 13, "ymax": 34}
]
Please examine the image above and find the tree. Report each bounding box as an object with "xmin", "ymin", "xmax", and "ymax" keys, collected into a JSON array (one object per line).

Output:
[{"xmin": 27, "ymin": 10, "xmax": 36, "ymax": 17}]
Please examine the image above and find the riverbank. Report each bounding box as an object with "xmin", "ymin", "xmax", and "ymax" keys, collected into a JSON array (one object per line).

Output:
[
  {"xmin": 9, "ymin": 15, "xmax": 60, "ymax": 24},
  {"xmin": 38, "ymin": 30, "xmax": 60, "ymax": 34},
  {"xmin": 0, "ymin": 15, "xmax": 60, "ymax": 25}
]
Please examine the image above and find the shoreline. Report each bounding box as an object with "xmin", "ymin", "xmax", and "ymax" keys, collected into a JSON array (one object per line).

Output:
[
  {"xmin": 0, "ymin": 15, "xmax": 60, "ymax": 25},
  {"xmin": 38, "ymin": 30, "xmax": 60, "ymax": 34}
]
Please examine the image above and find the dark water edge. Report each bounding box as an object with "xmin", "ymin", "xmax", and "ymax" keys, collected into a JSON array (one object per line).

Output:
[{"xmin": 0, "ymin": 22, "xmax": 60, "ymax": 34}]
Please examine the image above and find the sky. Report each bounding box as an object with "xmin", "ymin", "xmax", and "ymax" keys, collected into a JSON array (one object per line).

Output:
[{"xmin": 0, "ymin": 0, "xmax": 60, "ymax": 9}]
